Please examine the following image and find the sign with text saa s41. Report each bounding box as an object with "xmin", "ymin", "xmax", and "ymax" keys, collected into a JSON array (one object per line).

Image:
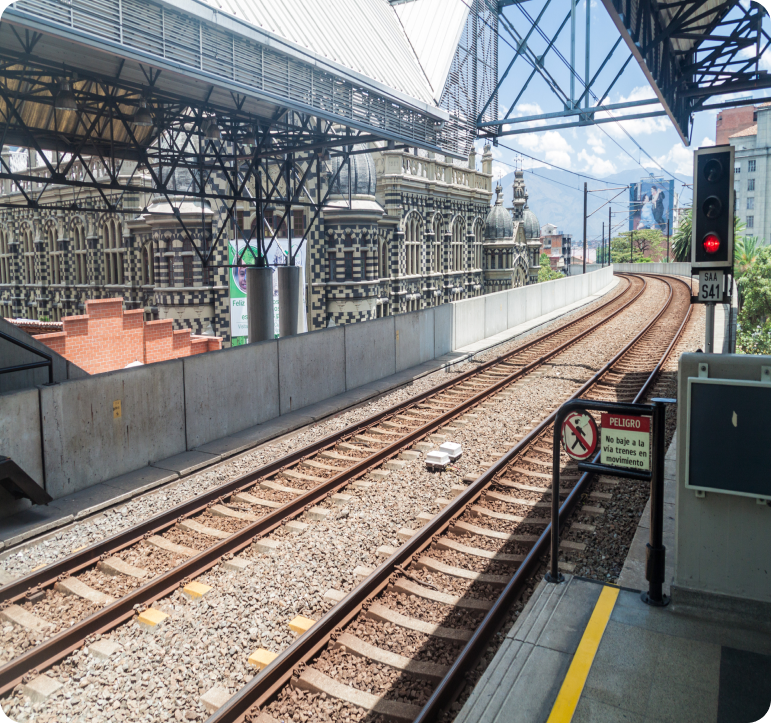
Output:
[{"xmin": 600, "ymin": 413, "xmax": 651, "ymax": 471}]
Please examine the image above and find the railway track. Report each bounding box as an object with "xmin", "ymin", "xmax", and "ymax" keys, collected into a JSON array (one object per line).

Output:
[
  {"xmin": 199, "ymin": 273, "xmax": 693, "ymax": 723},
  {"xmin": 0, "ymin": 272, "xmax": 668, "ymax": 717}
]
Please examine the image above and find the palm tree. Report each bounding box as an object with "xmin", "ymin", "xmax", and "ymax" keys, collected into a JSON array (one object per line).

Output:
[{"xmin": 734, "ymin": 235, "xmax": 760, "ymax": 277}]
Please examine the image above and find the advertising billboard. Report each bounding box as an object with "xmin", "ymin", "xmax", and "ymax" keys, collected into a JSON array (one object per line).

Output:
[
  {"xmin": 629, "ymin": 178, "xmax": 675, "ymax": 234},
  {"xmin": 227, "ymin": 238, "xmax": 257, "ymax": 346},
  {"xmin": 227, "ymin": 237, "xmax": 308, "ymax": 346}
]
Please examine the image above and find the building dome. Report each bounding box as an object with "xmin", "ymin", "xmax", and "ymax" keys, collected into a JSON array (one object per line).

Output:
[
  {"xmin": 327, "ymin": 145, "xmax": 377, "ymax": 197},
  {"xmin": 485, "ymin": 184, "xmax": 513, "ymax": 240},
  {"xmin": 522, "ymin": 204, "xmax": 540, "ymax": 240}
]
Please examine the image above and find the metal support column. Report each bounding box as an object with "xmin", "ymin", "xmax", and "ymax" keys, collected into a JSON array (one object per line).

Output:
[
  {"xmin": 705, "ymin": 302, "xmax": 715, "ymax": 353},
  {"xmin": 570, "ymin": 0, "xmax": 576, "ymax": 107},
  {"xmin": 247, "ymin": 267, "xmax": 274, "ymax": 343},
  {"xmin": 277, "ymin": 265, "xmax": 301, "ymax": 337},
  {"xmin": 582, "ymin": 182, "xmax": 587, "ymax": 274},
  {"xmin": 642, "ymin": 398, "xmax": 674, "ymax": 606},
  {"xmin": 584, "ymin": 0, "xmax": 591, "ymax": 110}
]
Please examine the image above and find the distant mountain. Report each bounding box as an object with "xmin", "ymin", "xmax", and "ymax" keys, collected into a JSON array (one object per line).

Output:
[{"xmin": 494, "ymin": 167, "xmax": 692, "ymax": 248}]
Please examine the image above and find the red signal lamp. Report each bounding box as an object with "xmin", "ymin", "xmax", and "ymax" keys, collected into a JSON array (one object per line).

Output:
[{"xmin": 702, "ymin": 233, "xmax": 721, "ymax": 254}]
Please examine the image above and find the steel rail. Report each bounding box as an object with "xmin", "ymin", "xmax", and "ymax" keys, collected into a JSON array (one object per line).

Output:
[
  {"xmin": 0, "ymin": 275, "xmax": 636, "ymax": 605},
  {"xmin": 0, "ymin": 275, "xmax": 644, "ymax": 696},
  {"xmin": 412, "ymin": 274, "xmax": 693, "ymax": 722},
  {"xmin": 203, "ymin": 273, "xmax": 690, "ymax": 723}
]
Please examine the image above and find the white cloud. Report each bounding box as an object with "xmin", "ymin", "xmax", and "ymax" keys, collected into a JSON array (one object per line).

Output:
[
  {"xmin": 517, "ymin": 130, "xmax": 574, "ymax": 168},
  {"xmin": 585, "ymin": 127, "xmax": 606, "ymax": 155},
  {"xmin": 508, "ymin": 102, "xmax": 548, "ymax": 129},
  {"xmin": 578, "ymin": 149, "xmax": 617, "ymax": 176},
  {"xmin": 596, "ymin": 85, "xmax": 671, "ymax": 138},
  {"xmin": 653, "ymin": 143, "xmax": 693, "ymax": 175}
]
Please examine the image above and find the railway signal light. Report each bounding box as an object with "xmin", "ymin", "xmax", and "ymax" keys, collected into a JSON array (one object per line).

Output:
[{"xmin": 691, "ymin": 146, "xmax": 734, "ymax": 270}]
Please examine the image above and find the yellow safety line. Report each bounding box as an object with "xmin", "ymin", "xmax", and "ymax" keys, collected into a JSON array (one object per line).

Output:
[{"xmin": 546, "ymin": 585, "xmax": 620, "ymax": 723}]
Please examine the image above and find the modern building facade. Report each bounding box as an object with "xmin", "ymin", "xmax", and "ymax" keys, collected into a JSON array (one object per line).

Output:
[
  {"xmin": 539, "ymin": 223, "xmax": 573, "ymax": 273},
  {"xmin": 728, "ymin": 104, "xmax": 770, "ymax": 244}
]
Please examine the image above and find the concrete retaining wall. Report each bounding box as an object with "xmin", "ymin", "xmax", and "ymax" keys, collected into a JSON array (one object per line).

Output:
[
  {"xmin": 452, "ymin": 265, "xmax": 614, "ymax": 349},
  {"xmin": 184, "ymin": 340, "xmax": 279, "ymax": 449},
  {"xmin": 39, "ymin": 361, "xmax": 187, "ymax": 499},
  {"xmin": 4, "ymin": 266, "xmax": 617, "ymax": 499},
  {"xmin": 613, "ymin": 262, "xmax": 691, "ymax": 277}
]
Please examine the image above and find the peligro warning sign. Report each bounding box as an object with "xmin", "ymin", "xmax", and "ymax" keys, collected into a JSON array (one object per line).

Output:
[{"xmin": 600, "ymin": 413, "xmax": 651, "ymax": 471}]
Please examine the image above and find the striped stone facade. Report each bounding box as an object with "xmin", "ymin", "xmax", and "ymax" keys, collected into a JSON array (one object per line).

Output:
[{"xmin": 0, "ymin": 145, "xmax": 536, "ymax": 344}]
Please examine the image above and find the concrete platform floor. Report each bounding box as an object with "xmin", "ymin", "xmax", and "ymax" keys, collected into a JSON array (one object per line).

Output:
[
  {"xmin": 0, "ymin": 278, "xmax": 619, "ymax": 554},
  {"xmin": 456, "ymin": 435, "xmax": 771, "ymax": 723},
  {"xmin": 458, "ymin": 575, "xmax": 771, "ymax": 723}
]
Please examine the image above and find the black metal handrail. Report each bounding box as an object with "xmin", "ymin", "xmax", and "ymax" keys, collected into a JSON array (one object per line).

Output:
[{"xmin": 0, "ymin": 329, "xmax": 53, "ymax": 384}]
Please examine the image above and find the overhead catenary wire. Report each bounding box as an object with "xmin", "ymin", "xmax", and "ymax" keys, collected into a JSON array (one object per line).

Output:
[{"xmin": 470, "ymin": 0, "xmax": 682, "ymax": 183}]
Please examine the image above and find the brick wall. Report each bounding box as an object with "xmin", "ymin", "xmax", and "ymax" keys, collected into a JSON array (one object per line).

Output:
[
  {"xmin": 717, "ymin": 106, "xmax": 756, "ymax": 146},
  {"xmin": 35, "ymin": 298, "xmax": 222, "ymax": 374}
]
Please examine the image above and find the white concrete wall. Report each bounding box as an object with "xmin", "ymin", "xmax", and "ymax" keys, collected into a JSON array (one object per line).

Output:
[
  {"xmin": 613, "ymin": 262, "xmax": 691, "ymax": 277},
  {"xmin": 451, "ymin": 266, "xmax": 614, "ymax": 349},
  {"xmin": 9, "ymin": 266, "xmax": 616, "ymax": 499}
]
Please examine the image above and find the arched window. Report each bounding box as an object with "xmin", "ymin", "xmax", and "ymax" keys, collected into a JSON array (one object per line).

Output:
[
  {"xmin": 432, "ymin": 215, "xmax": 442, "ymax": 273},
  {"xmin": 0, "ymin": 229, "xmax": 9, "ymax": 284},
  {"xmin": 104, "ymin": 219, "xmax": 124, "ymax": 285},
  {"xmin": 73, "ymin": 223, "xmax": 86, "ymax": 285},
  {"xmin": 405, "ymin": 215, "xmax": 420, "ymax": 276},
  {"xmin": 48, "ymin": 226, "xmax": 60, "ymax": 285},
  {"xmin": 23, "ymin": 227, "xmax": 35, "ymax": 284},
  {"xmin": 474, "ymin": 221, "xmax": 484, "ymax": 269},
  {"xmin": 142, "ymin": 243, "xmax": 154, "ymax": 285},
  {"xmin": 379, "ymin": 238, "xmax": 389, "ymax": 279},
  {"xmin": 451, "ymin": 218, "xmax": 464, "ymax": 271}
]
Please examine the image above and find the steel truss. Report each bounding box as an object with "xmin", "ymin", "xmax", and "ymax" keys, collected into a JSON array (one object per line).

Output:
[
  {"xmin": 0, "ymin": 53, "xmax": 394, "ymax": 269},
  {"xmin": 480, "ymin": 0, "xmax": 771, "ymax": 144}
]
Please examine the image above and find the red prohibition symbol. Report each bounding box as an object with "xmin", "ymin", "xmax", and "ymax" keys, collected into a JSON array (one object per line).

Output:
[{"xmin": 561, "ymin": 412, "xmax": 598, "ymax": 460}]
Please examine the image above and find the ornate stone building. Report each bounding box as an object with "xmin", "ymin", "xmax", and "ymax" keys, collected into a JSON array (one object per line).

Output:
[{"xmin": 0, "ymin": 144, "xmax": 540, "ymax": 344}]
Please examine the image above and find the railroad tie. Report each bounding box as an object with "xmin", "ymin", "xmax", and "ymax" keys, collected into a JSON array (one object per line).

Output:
[
  {"xmin": 333, "ymin": 632, "xmax": 450, "ymax": 682},
  {"xmin": 0, "ymin": 604, "xmax": 52, "ymax": 632},
  {"xmin": 178, "ymin": 518, "xmax": 231, "ymax": 539},
  {"xmin": 54, "ymin": 577, "xmax": 115, "ymax": 606},
  {"xmin": 390, "ymin": 577, "xmax": 493, "ymax": 611},
  {"xmin": 414, "ymin": 557, "xmax": 510, "ymax": 586},
  {"xmin": 97, "ymin": 557, "xmax": 148, "ymax": 579},
  {"xmin": 365, "ymin": 602, "xmax": 473, "ymax": 642},
  {"xmin": 209, "ymin": 504, "xmax": 260, "ymax": 522},
  {"xmin": 145, "ymin": 535, "xmax": 198, "ymax": 558},
  {"xmin": 293, "ymin": 668, "xmax": 422, "ymax": 723}
]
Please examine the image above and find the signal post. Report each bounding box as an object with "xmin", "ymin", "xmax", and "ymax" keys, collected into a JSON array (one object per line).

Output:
[{"xmin": 691, "ymin": 146, "xmax": 735, "ymax": 353}]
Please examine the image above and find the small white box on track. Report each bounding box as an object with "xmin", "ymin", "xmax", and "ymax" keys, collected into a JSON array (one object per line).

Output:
[
  {"xmin": 439, "ymin": 442, "xmax": 462, "ymax": 460},
  {"xmin": 426, "ymin": 451, "xmax": 451, "ymax": 471}
]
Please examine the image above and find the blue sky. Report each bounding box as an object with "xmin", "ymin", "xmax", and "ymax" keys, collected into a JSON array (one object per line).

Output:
[{"xmin": 476, "ymin": 0, "xmax": 771, "ymax": 184}]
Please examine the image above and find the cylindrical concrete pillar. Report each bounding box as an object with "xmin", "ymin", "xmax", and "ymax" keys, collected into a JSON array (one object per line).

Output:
[
  {"xmin": 277, "ymin": 264, "xmax": 301, "ymax": 338},
  {"xmin": 246, "ymin": 266, "xmax": 274, "ymax": 343}
]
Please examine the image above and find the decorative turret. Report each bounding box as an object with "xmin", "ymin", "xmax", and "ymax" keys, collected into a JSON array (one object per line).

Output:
[{"xmin": 485, "ymin": 183, "xmax": 513, "ymax": 240}]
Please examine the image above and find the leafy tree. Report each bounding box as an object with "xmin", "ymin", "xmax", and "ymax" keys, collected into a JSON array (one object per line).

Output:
[
  {"xmin": 672, "ymin": 209, "xmax": 746, "ymax": 263},
  {"xmin": 736, "ymin": 246, "xmax": 771, "ymax": 354},
  {"xmin": 606, "ymin": 229, "xmax": 666, "ymax": 263},
  {"xmin": 538, "ymin": 253, "xmax": 563, "ymax": 282},
  {"xmin": 672, "ymin": 209, "xmax": 692, "ymax": 262},
  {"xmin": 734, "ymin": 235, "xmax": 760, "ymax": 279}
]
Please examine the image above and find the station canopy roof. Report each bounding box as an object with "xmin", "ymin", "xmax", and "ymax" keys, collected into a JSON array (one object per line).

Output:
[
  {"xmin": 601, "ymin": 0, "xmax": 771, "ymax": 143},
  {"xmin": 0, "ymin": 0, "xmax": 474, "ymax": 156}
]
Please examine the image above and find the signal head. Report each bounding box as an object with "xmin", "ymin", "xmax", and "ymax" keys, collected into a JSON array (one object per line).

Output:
[
  {"xmin": 704, "ymin": 158, "xmax": 723, "ymax": 183},
  {"xmin": 702, "ymin": 195, "xmax": 723, "ymax": 220},
  {"xmin": 702, "ymin": 233, "xmax": 721, "ymax": 254}
]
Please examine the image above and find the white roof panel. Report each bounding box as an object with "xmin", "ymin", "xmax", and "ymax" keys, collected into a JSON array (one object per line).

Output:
[
  {"xmin": 200, "ymin": 0, "xmax": 435, "ymax": 105},
  {"xmin": 394, "ymin": 0, "xmax": 469, "ymax": 102}
]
